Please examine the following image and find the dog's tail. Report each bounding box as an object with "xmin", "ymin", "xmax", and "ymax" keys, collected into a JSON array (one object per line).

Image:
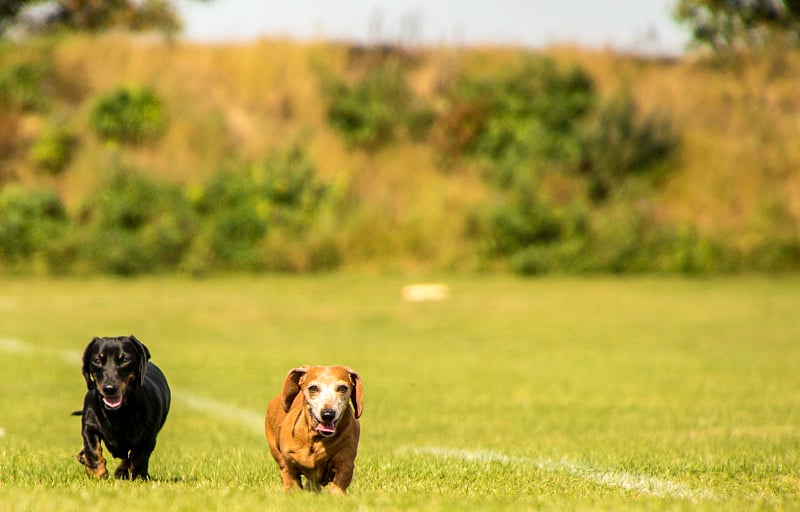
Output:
[{"xmin": 71, "ymin": 410, "xmax": 82, "ymax": 416}]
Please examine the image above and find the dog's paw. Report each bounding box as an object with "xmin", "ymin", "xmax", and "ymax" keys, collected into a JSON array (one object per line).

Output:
[
  {"xmin": 78, "ymin": 448, "xmax": 109, "ymax": 478},
  {"xmin": 329, "ymin": 483, "xmax": 348, "ymax": 496},
  {"xmin": 84, "ymin": 464, "xmax": 109, "ymax": 479}
]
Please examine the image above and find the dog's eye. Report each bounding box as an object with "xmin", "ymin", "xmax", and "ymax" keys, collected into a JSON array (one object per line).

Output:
[
  {"xmin": 336, "ymin": 384, "xmax": 349, "ymax": 393},
  {"xmin": 307, "ymin": 385, "xmax": 319, "ymax": 393},
  {"xmin": 92, "ymin": 357, "xmax": 102, "ymax": 366}
]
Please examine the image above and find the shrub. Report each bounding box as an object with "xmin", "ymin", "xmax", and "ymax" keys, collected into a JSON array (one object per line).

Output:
[
  {"xmin": 469, "ymin": 181, "xmax": 588, "ymax": 266},
  {"xmin": 323, "ymin": 63, "xmax": 432, "ymax": 149},
  {"xmin": 747, "ymin": 239, "xmax": 800, "ymax": 272},
  {"xmin": 579, "ymin": 90, "xmax": 679, "ymax": 201},
  {"xmin": 187, "ymin": 146, "xmax": 340, "ymax": 273},
  {"xmin": 250, "ymin": 146, "xmax": 328, "ymax": 227},
  {"xmin": 77, "ymin": 169, "xmax": 196, "ymax": 275},
  {"xmin": 0, "ymin": 186, "xmax": 68, "ymax": 268},
  {"xmin": 435, "ymin": 58, "xmax": 595, "ymax": 176},
  {"xmin": 0, "ymin": 62, "xmax": 53, "ymax": 112},
  {"xmin": 583, "ymin": 209, "xmax": 725, "ymax": 274},
  {"xmin": 188, "ymin": 169, "xmax": 269, "ymax": 272},
  {"xmin": 29, "ymin": 124, "xmax": 76, "ymax": 174},
  {"xmin": 89, "ymin": 86, "xmax": 167, "ymax": 144},
  {"xmin": 510, "ymin": 238, "xmax": 588, "ymax": 275},
  {"xmin": 429, "ymin": 96, "xmax": 490, "ymax": 162}
]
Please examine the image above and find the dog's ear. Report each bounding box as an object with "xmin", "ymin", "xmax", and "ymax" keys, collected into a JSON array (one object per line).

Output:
[
  {"xmin": 129, "ymin": 335, "xmax": 151, "ymax": 385},
  {"xmin": 281, "ymin": 366, "xmax": 308, "ymax": 412},
  {"xmin": 348, "ymin": 368, "xmax": 363, "ymax": 419},
  {"xmin": 82, "ymin": 337, "xmax": 101, "ymax": 390}
]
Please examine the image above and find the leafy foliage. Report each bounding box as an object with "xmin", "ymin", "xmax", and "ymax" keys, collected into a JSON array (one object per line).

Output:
[
  {"xmin": 0, "ymin": 60, "xmax": 53, "ymax": 112},
  {"xmin": 76, "ymin": 168, "xmax": 197, "ymax": 275},
  {"xmin": 579, "ymin": 90, "xmax": 679, "ymax": 201},
  {"xmin": 674, "ymin": 0, "xmax": 800, "ymax": 52},
  {"xmin": 323, "ymin": 62, "xmax": 432, "ymax": 149},
  {"xmin": 433, "ymin": 58, "xmax": 595, "ymax": 180},
  {"xmin": 185, "ymin": 146, "xmax": 339, "ymax": 274},
  {"xmin": 29, "ymin": 123, "xmax": 76, "ymax": 174},
  {"xmin": 0, "ymin": 186, "xmax": 68, "ymax": 267},
  {"xmin": 1, "ymin": 0, "xmax": 182, "ymax": 37},
  {"xmin": 470, "ymin": 190, "xmax": 581, "ymax": 258},
  {"xmin": 89, "ymin": 86, "xmax": 167, "ymax": 144}
]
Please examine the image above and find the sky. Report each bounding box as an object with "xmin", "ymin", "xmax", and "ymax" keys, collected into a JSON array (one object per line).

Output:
[{"xmin": 174, "ymin": 0, "xmax": 691, "ymax": 55}]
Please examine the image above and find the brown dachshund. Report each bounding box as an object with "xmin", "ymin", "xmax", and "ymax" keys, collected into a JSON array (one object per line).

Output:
[{"xmin": 265, "ymin": 365, "xmax": 363, "ymax": 494}]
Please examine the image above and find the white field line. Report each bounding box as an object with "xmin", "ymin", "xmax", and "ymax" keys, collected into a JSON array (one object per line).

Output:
[
  {"xmin": 407, "ymin": 446, "xmax": 716, "ymax": 501},
  {"xmin": 175, "ymin": 389, "xmax": 264, "ymax": 434},
  {"xmin": 0, "ymin": 338, "xmax": 34, "ymax": 354},
  {"xmin": 0, "ymin": 338, "xmax": 264, "ymax": 435}
]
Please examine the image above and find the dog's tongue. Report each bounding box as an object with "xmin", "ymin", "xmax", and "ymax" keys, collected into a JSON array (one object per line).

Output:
[
  {"xmin": 315, "ymin": 422, "xmax": 335, "ymax": 435},
  {"xmin": 103, "ymin": 396, "xmax": 123, "ymax": 410}
]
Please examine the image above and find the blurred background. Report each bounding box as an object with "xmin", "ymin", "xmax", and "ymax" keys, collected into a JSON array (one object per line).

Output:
[{"xmin": 1, "ymin": 0, "xmax": 799, "ymax": 276}]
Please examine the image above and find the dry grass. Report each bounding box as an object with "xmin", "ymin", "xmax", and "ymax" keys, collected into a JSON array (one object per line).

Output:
[{"xmin": 5, "ymin": 35, "xmax": 800, "ymax": 265}]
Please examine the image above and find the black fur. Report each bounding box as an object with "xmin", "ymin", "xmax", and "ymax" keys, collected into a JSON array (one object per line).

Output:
[{"xmin": 76, "ymin": 335, "xmax": 170, "ymax": 480}]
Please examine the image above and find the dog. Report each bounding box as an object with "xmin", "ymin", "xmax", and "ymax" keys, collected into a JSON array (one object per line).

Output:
[
  {"xmin": 265, "ymin": 365, "xmax": 363, "ymax": 494},
  {"xmin": 75, "ymin": 335, "xmax": 171, "ymax": 480}
]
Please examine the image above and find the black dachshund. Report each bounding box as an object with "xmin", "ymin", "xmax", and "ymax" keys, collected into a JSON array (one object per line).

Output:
[{"xmin": 75, "ymin": 335, "xmax": 170, "ymax": 480}]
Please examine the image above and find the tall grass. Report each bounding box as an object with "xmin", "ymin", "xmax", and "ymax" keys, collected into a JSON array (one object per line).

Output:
[{"xmin": 1, "ymin": 36, "xmax": 799, "ymax": 273}]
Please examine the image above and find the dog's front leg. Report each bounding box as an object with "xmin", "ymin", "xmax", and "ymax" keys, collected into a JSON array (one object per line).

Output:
[
  {"xmin": 78, "ymin": 431, "xmax": 108, "ymax": 479},
  {"xmin": 129, "ymin": 439, "xmax": 156, "ymax": 480},
  {"xmin": 114, "ymin": 458, "xmax": 132, "ymax": 479},
  {"xmin": 330, "ymin": 464, "xmax": 354, "ymax": 495},
  {"xmin": 280, "ymin": 463, "xmax": 303, "ymax": 491}
]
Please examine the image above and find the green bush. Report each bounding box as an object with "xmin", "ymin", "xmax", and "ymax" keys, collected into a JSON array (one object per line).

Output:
[
  {"xmin": 470, "ymin": 187, "xmax": 730, "ymax": 275},
  {"xmin": 435, "ymin": 58, "xmax": 594, "ymax": 179},
  {"xmin": 77, "ymin": 169, "xmax": 196, "ymax": 275},
  {"xmin": 89, "ymin": 86, "xmax": 167, "ymax": 144},
  {"xmin": 249, "ymin": 146, "xmax": 328, "ymax": 226},
  {"xmin": 0, "ymin": 62, "xmax": 53, "ymax": 112},
  {"xmin": 323, "ymin": 63, "xmax": 432, "ymax": 149},
  {"xmin": 469, "ymin": 182, "xmax": 588, "ymax": 264},
  {"xmin": 187, "ymin": 146, "xmax": 340, "ymax": 273},
  {"xmin": 0, "ymin": 186, "xmax": 68, "ymax": 269},
  {"xmin": 189, "ymin": 170, "xmax": 269, "ymax": 272},
  {"xmin": 579, "ymin": 90, "xmax": 679, "ymax": 201},
  {"xmin": 581, "ymin": 210, "xmax": 726, "ymax": 274},
  {"xmin": 747, "ymin": 240, "xmax": 800, "ymax": 272},
  {"xmin": 475, "ymin": 60, "xmax": 593, "ymax": 164},
  {"xmin": 510, "ymin": 238, "xmax": 588, "ymax": 275},
  {"xmin": 29, "ymin": 124, "xmax": 76, "ymax": 174}
]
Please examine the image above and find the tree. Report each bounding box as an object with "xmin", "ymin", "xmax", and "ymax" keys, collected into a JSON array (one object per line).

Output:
[
  {"xmin": 674, "ymin": 0, "xmax": 800, "ymax": 52},
  {"xmin": 0, "ymin": 1, "xmax": 29, "ymax": 34},
  {"xmin": 0, "ymin": 0, "xmax": 200, "ymax": 37}
]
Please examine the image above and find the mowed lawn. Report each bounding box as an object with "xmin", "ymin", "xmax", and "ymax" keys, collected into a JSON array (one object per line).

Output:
[{"xmin": 0, "ymin": 274, "xmax": 799, "ymax": 511}]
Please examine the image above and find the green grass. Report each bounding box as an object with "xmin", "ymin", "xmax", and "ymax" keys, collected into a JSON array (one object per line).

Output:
[{"xmin": 1, "ymin": 274, "xmax": 799, "ymax": 510}]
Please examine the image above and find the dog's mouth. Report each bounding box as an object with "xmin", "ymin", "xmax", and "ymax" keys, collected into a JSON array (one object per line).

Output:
[
  {"xmin": 102, "ymin": 395, "xmax": 123, "ymax": 410},
  {"xmin": 315, "ymin": 421, "xmax": 336, "ymax": 437}
]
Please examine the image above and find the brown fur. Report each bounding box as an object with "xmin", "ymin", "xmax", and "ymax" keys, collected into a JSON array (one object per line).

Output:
[{"xmin": 265, "ymin": 365, "xmax": 363, "ymax": 494}]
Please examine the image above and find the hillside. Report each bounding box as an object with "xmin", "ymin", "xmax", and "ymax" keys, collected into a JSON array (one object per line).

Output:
[{"xmin": 1, "ymin": 34, "xmax": 799, "ymax": 274}]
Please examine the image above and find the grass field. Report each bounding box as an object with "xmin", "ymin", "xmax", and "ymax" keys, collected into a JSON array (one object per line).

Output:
[{"xmin": 1, "ymin": 274, "xmax": 799, "ymax": 510}]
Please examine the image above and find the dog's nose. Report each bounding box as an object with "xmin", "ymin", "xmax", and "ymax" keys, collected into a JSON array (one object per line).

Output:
[
  {"xmin": 102, "ymin": 384, "xmax": 118, "ymax": 396},
  {"xmin": 320, "ymin": 409, "xmax": 336, "ymax": 422}
]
